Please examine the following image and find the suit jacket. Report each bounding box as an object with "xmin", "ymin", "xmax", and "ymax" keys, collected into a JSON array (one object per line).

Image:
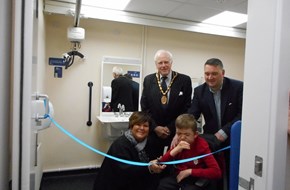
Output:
[
  {"xmin": 141, "ymin": 71, "xmax": 192, "ymax": 135},
  {"xmin": 111, "ymin": 76, "xmax": 134, "ymax": 112},
  {"xmin": 188, "ymin": 77, "xmax": 243, "ymax": 141},
  {"xmin": 131, "ymin": 80, "xmax": 139, "ymax": 111}
]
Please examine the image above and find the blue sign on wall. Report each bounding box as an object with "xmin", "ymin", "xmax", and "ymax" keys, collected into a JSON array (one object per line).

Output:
[
  {"xmin": 49, "ymin": 57, "xmax": 66, "ymax": 66},
  {"xmin": 127, "ymin": 71, "xmax": 140, "ymax": 78}
]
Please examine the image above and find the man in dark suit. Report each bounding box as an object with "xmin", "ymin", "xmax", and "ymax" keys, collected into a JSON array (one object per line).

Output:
[
  {"xmin": 188, "ymin": 58, "xmax": 243, "ymax": 189},
  {"xmin": 124, "ymin": 73, "xmax": 140, "ymax": 111},
  {"xmin": 111, "ymin": 66, "xmax": 134, "ymax": 112},
  {"xmin": 141, "ymin": 49, "xmax": 192, "ymax": 158}
]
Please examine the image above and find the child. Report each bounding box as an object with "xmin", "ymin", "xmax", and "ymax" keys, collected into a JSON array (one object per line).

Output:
[{"xmin": 157, "ymin": 114, "xmax": 222, "ymax": 190}]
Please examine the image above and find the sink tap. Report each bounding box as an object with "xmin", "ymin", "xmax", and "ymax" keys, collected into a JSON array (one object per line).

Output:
[
  {"xmin": 121, "ymin": 105, "xmax": 125, "ymax": 116},
  {"xmin": 116, "ymin": 103, "xmax": 121, "ymax": 117},
  {"xmin": 117, "ymin": 103, "xmax": 125, "ymax": 116}
]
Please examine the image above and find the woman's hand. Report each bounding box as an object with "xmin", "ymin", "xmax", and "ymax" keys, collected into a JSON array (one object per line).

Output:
[{"xmin": 148, "ymin": 159, "xmax": 166, "ymax": 174}]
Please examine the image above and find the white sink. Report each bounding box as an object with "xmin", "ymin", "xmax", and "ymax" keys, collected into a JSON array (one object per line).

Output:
[
  {"xmin": 97, "ymin": 112, "xmax": 133, "ymax": 140},
  {"xmin": 97, "ymin": 112, "xmax": 132, "ymax": 127},
  {"xmin": 97, "ymin": 113, "xmax": 130, "ymax": 122}
]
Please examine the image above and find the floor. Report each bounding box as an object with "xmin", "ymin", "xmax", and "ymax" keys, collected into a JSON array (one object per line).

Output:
[{"xmin": 40, "ymin": 169, "xmax": 98, "ymax": 190}]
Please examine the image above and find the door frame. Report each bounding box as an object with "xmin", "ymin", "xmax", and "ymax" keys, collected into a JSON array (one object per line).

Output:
[{"xmin": 11, "ymin": 0, "xmax": 34, "ymax": 189}]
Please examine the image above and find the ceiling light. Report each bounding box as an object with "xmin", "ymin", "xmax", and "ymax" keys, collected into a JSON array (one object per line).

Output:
[
  {"xmin": 82, "ymin": 0, "xmax": 131, "ymax": 10},
  {"xmin": 202, "ymin": 11, "xmax": 247, "ymax": 27}
]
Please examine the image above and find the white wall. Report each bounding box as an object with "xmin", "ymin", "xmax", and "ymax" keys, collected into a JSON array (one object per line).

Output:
[{"xmin": 42, "ymin": 14, "xmax": 245, "ymax": 171}]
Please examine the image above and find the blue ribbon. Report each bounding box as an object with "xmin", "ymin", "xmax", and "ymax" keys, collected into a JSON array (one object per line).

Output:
[{"xmin": 47, "ymin": 115, "xmax": 230, "ymax": 167}]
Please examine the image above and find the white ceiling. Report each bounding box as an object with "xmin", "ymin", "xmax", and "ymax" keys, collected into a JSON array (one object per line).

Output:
[
  {"xmin": 44, "ymin": 0, "xmax": 248, "ymax": 38},
  {"xmin": 124, "ymin": 0, "xmax": 248, "ymax": 29}
]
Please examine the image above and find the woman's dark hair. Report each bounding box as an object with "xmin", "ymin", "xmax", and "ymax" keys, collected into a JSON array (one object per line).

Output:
[{"xmin": 128, "ymin": 111, "xmax": 152, "ymax": 129}]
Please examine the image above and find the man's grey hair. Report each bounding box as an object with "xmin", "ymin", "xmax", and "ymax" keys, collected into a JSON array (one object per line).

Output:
[
  {"xmin": 154, "ymin": 49, "xmax": 173, "ymax": 63},
  {"xmin": 112, "ymin": 66, "xmax": 123, "ymax": 75}
]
